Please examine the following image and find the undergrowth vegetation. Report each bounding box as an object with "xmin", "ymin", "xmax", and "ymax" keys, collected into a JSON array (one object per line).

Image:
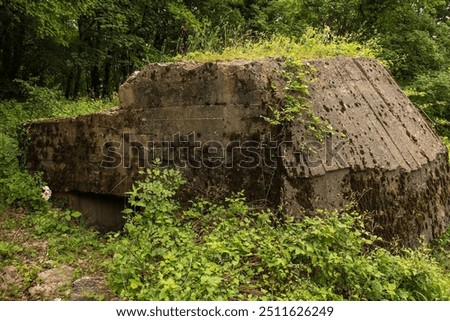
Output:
[
  {"xmin": 0, "ymin": 207, "xmax": 107, "ymax": 300},
  {"xmin": 0, "ymin": 81, "xmax": 117, "ymax": 212},
  {"xmin": 2, "ymin": 166, "xmax": 449, "ymax": 300},
  {"xmin": 107, "ymin": 167, "xmax": 450, "ymax": 301}
]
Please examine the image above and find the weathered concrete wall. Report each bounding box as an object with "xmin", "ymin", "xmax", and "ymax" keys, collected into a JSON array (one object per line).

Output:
[
  {"xmin": 26, "ymin": 57, "xmax": 450, "ymax": 245},
  {"xmin": 280, "ymin": 58, "xmax": 450, "ymax": 245}
]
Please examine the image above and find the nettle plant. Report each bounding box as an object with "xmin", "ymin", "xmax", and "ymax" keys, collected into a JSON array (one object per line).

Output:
[
  {"xmin": 263, "ymin": 58, "xmax": 333, "ymax": 141},
  {"xmin": 107, "ymin": 165, "xmax": 450, "ymax": 301}
]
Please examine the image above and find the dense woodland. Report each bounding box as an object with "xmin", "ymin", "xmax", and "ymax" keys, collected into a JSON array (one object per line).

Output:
[{"xmin": 1, "ymin": 0, "xmax": 450, "ymax": 301}]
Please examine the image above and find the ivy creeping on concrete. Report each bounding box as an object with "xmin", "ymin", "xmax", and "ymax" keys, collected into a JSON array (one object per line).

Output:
[{"xmin": 263, "ymin": 58, "xmax": 334, "ymax": 142}]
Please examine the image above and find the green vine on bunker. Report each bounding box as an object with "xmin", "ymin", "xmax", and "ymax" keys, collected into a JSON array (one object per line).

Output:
[{"xmin": 262, "ymin": 58, "xmax": 334, "ymax": 142}]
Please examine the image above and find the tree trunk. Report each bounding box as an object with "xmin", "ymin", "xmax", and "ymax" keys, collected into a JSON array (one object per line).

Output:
[
  {"xmin": 73, "ymin": 66, "xmax": 81, "ymax": 99},
  {"xmin": 65, "ymin": 70, "xmax": 74, "ymax": 99},
  {"xmin": 90, "ymin": 65, "xmax": 100, "ymax": 99},
  {"xmin": 102, "ymin": 59, "xmax": 111, "ymax": 98}
]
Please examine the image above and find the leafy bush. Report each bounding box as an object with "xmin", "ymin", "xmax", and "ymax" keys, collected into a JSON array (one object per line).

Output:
[
  {"xmin": 107, "ymin": 167, "xmax": 450, "ymax": 300},
  {"xmin": 0, "ymin": 133, "xmax": 19, "ymax": 177},
  {"xmin": 0, "ymin": 100, "xmax": 30, "ymax": 136},
  {"xmin": 0, "ymin": 171, "xmax": 47, "ymax": 212},
  {"xmin": 0, "ymin": 133, "xmax": 46, "ymax": 211},
  {"xmin": 377, "ymin": 29, "xmax": 446, "ymax": 81},
  {"xmin": 405, "ymin": 69, "xmax": 450, "ymax": 138},
  {"xmin": 31, "ymin": 209, "xmax": 83, "ymax": 236},
  {"xmin": 407, "ymin": 70, "xmax": 450, "ymax": 118},
  {"xmin": 432, "ymin": 228, "xmax": 450, "ymax": 273}
]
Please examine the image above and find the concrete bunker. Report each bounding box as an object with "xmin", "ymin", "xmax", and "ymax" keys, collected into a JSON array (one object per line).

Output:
[{"xmin": 26, "ymin": 57, "xmax": 450, "ymax": 246}]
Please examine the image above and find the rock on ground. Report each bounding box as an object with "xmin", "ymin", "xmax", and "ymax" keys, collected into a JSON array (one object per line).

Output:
[
  {"xmin": 70, "ymin": 276, "xmax": 116, "ymax": 301},
  {"xmin": 28, "ymin": 265, "xmax": 74, "ymax": 299}
]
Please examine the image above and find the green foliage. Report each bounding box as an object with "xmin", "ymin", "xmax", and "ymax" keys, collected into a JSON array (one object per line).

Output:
[
  {"xmin": 0, "ymin": 0, "xmax": 79, "ymax": 98},
  {"xmin": 24, "ymin": 208, "xmax": 106, "ymax": 266},
  {"xmin": 179, "ymin": 28, "xmax": 378, "ymax": 62},
  {"xmin": 262, "ymin": 58, "xmax": 334, "ymax": 141},
  {"xmin": 108, "ymin": 168, "xmax": 450, "ymax": 300},
  {"xmin": 0, "ymin": 171, "xmax": 47, "ymax": 212},
  {"xmin": 0, "ymin": 82, "xmax": 117, "ymax": 137},
  {"xmin": 262, "ymin": 59, "xmax": 312, "ymax": 126},
  {"xmin": 0, "ymin": 133, "xmax": 19, "ymax": 177},
  {"xmin": 407, "ymin": 70, "xmax": 450, "ymax": 119},
  {"xmin": 32, "ymin": 209, "xmax": 84, "ymax": 236},
  {"xmin": 250, "ymin": 0, "xmax": 450, "ymax": 81},
  {"xmin": 123, "ymin": 165, "xmax": 187, "ymax": 222},
  {"xmin": 258, "ymin": 0, "xmax": 363, "ymax": 36},
  {"xmin": 361, "ymin": 0, "xmax": 450, "ymax": 81},
  {"xmin": 0, "ymin": 241, "xmax": 23, "ymax": 260},
  {"xmin": 0, "ymin": 120, "xmax": 42, "ymax": 212},
  {"xmin": 0, "ymin": 132, "xmax": 46, "ymax": 212},
  {"xmin": 13, "ymin": 80, "xmax": 117, "ymax": 120},
  {"xmin": 2, "ymin": 0, "xmax": 78, "ymax": 46},
  {"xmin": 404, "ymin": 69, "xmax": 450, "ymax": 138},
  {"xmin": 0, "ymin": 0, "xmax": 206, "ymax": 98},
  {"xmin": 0, "ymin": 82, "xmax": 116, "ymax": 212},
  {"xmin": 432, "ymin": 228, "xmax": 450, "ymax": 273}
]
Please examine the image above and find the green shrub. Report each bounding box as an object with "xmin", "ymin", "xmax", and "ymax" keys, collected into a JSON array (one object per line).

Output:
[
  {"xmin": 432, "ymin": 228, "xmax": 450, "ymax": 273},
  {"xmin": 0, "ymin": 133, "xmax": 46, "ymax": 211},
  {"xmin": 107, "ymin": 167, "xmax": 450, "ymax": 301},
  {"xmin": 405, "ymin": 69, "xmax": 450, "ymax": 138},
  {"xmin": 0, "ymin": 171, "xmax": 47, "ymax": 212},
  {"xmin": 0, "ymin": 100, "xmax": 29, "ymax": 136},
  {"xmin": 407, "ymin": 70, "xmax": 450, "ymax": 118},
  {"xmin": 0, "ymin": 133, "xmax": 19, "ymax": 177},
  {"xmin": 0, "ymin": 82, "xmax": 117, "ymax": 138}
]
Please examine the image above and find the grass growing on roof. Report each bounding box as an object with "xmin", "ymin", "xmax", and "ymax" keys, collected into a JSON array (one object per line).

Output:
[{"xmin": 176, "ymin": 28, "xmax": 379, "ymax": 62}]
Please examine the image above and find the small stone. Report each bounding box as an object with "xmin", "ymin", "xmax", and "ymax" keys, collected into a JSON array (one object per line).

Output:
[
  {"xmin": 28, "ymin": 265, "xmax": 74, "ymax": 299},
  {"xmin": 70, "ymin": 276, "xmax": 115, "ymax": 301},
  {"xmin": 0, "ymin": 265, "xmax": 23, "ymax": 288}
]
